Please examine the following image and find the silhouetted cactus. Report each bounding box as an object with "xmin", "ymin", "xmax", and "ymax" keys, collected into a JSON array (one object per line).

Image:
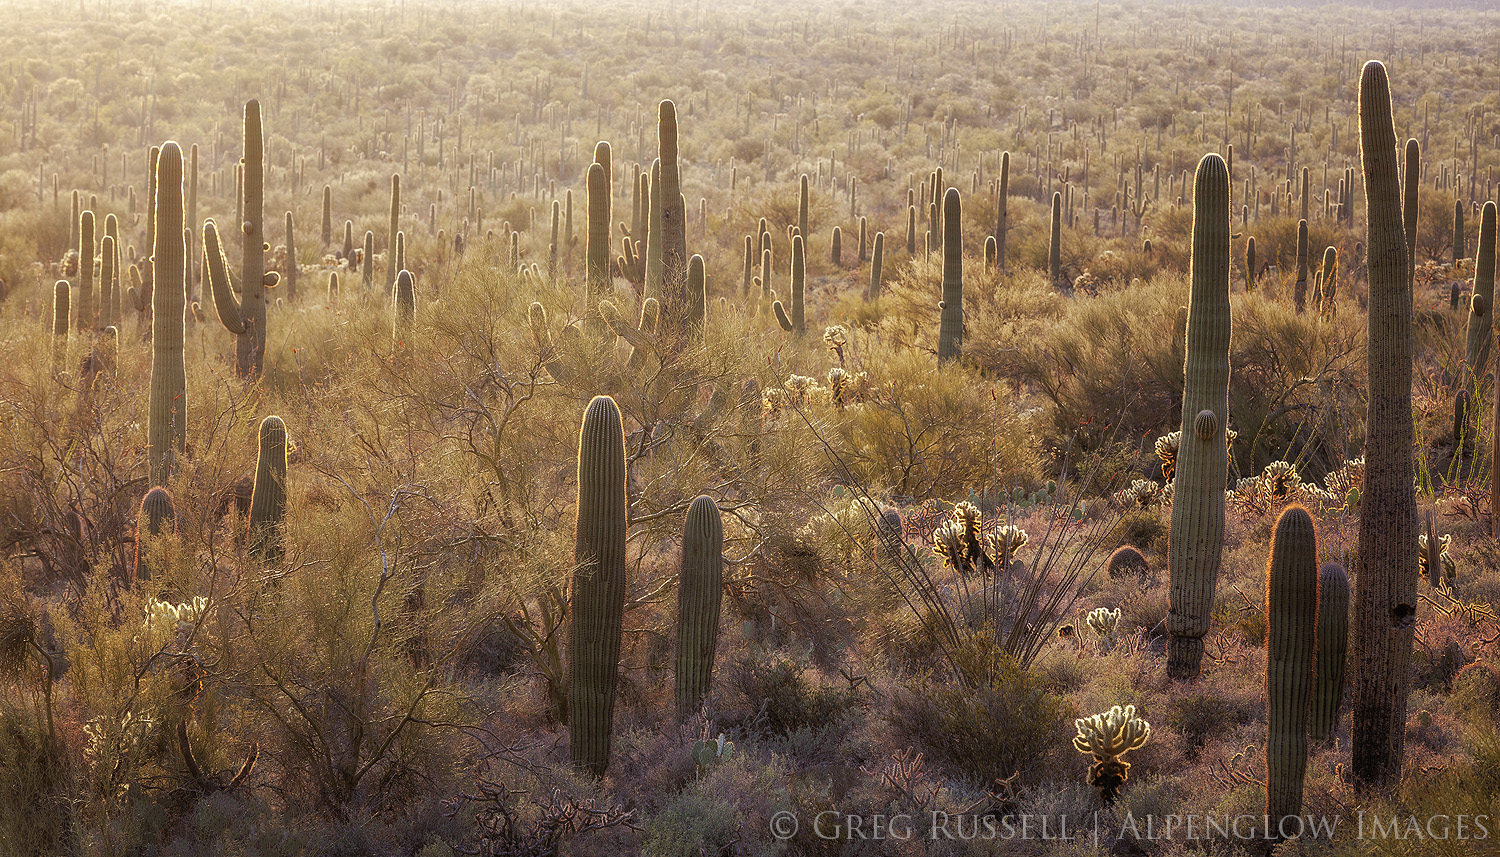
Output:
[
  {"xmin": 657, "ymin": 101, "xmax": 688, "ymax": 316},
  {"xmin": 586, "ymin": 158, "xmax": 611, "ymax": 338},
  {"xmin": 1266, "ymin": 505, "xmax": 1317, "ymax": 838},
  {"xmin": 387, "ymin": 174, "xmax": 401, "ymax": 294},
  {"xmin": 937, "ymin": 188, "xmax": 963, "ymax": 363},
  {"xmin": 284, "ymin": 211, "xmax": 298, "ymax": 302},
  {"xmin": 1166, "ymin": 154, "xmax": 1231, "ymax": 681},
  {"xmin": 51, "ymin": 281, "xmax": 69, "ymax": 361},
  {"xmin": 76, "ymin": 210, "xmax": 95, "ymax": 332},
  {"xmin": 1309, "ymin": 561, "xmax": 1349, "ymax": 742},
  {"xmin": 772, "ymin": 235, "xmax": 805, "ymax": 336},
  {"xmin": 869, "ymin": 231, "xmax": 885, "ymax": 299},
  {"xmin": 248, "ymin": 415, "xmax": 287, "ymax": 566},
  {"xmin": 676, "ymin": 495, "xmax": 723, "ymax": 717},
  {"xmin": 393, "ymin": 270, "xmax": 415, "ymax": 343},
  {"xmin": 995, "ymin": 151, "xmax": 1009, "ymax": 271},
  {"xmin": 1403, "ymin": 139, "xmax": 1419, "ymax": 291},
  {"xmin": 204, "ymin": 101, "xmax": 270, "ymax": 377},
  {"xmin": 1048, "ymin": 191, "xmax": 1062, "ymax": 287},
  {"xmin": 1465, "ymin": 201, "xmax": 1497, "ymax": 381},
  {"xmin": 134, "ymin": 486, "xmax": 176, "ymax": 583},
  {"xmin": 687, "ymin": 254, "xmax": 706, "ymax": 330},
  {"xmin": 570, "ymin": 396, "xmax": 628, "ymax": 777},
  {"xmin": 1293, "ymin": 219, "xmax": 1309, "ymax": 312},
  {"xmin": 149, "ymin": 142, "xmax": 188, "ymax": 487},
  {"xmin": 1351, "ymin": 59, "xmax": 1417, "ymax": 790}
]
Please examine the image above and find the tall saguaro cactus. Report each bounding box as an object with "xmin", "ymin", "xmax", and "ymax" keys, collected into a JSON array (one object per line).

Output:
[
  {"xmin": 149, "ymin": 142, "xmax": 188, "ymax": 487},
  {"xmin": 1166, "ymin": 154, "xmax": 1232, "ymax": 681},
  {"xmin": 1351, "ymin": 60, "xmax": 1417, "ymax": 791},
  {"xmin": 1465, "ymin": 201, "xmax": 1497, "ymax": 381},
  {"xmin": 869, "ymin": 231, "xmax": 885, "ymax": 299},
  {"xmin": 1048, "ymin": 191, "xmax": 1063, "ymax": 287},
  {"xmin": 387, "ymin": 174, "xmax": 400, "ymax": 294},
  {"xmin": 248, "ymin": 415, "xmax": 288, "ymax": 566},
  {"xmin": 1265, "ymin": 505, "xmax": 1318, "ymax": 837},
  {"xmin": 205, "ymin": 100, "xmax": 269, "ymax": 377},
  {"xmin": 1402, "ymin": 139, "xmax": 1419, "ymax": 291},
  {"xmin": 773, "ymin": 235, "xmax": 806, "ymax": 336},
  {"xmin": 569, "ymin": 396, "xmax": 628, "ymax": 777},
  {"xmin": 657, "ymin": 101, "xmax": 688, "ymax": 317},
  {"xmin": 585, "ymin": 159, "xmax": 611, "ymax": 338},
  {"xmin": 994, "ymin": 152, "xmax": 1009, "ymax": 271},
  {"xmin": 676, "ymin": 495, "xmax": 723, "ymax": 717},
  {"xmin": 937, "ymin": 188, "xmax": 963, "ymax": 363},
  {"xmin": 76, "ymin": 210, "xmax": 95, "ymax": 332}
]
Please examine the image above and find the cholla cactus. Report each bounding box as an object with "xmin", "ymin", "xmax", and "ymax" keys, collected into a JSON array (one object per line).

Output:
[
  {"xmin": 827, "ymin": 368, "xmax": 849, "ymax": 406},
  {"xmin": 1073, "ymin": 704, "xmax": 1151, "ymax": 803},
  {"xmin": 1417, "ymin": 533, "xmax": 1456, "ymax": 586},
  {"xmin": 784, "ymin": 374, "xmax": 822, "ymax": 406},
  {"xmin": 1086, "ymin": 607, "xmax": 1122, "ymax": 639},
  {"xmin": 1154, "ymin": 432, "xmax": 1180, "ymax": 481},
  {"xmin": 1324, "ymin": 457, "xmax": 1365, "ymax": 499},
  {"xmin": 141, "ymin": 595, "xmax": 210, "ymax": 638},
  {"xmin": 1261, "ymin": 460, "xmax": 1304, "ymax": 504},
  {"xmin": 994, "ymin": 524, "xmax": 1028, "ymax": 567},
  {"xmin": 1115, "ymin": 479, "xmax": 1166, "ymax": 510},
  {"xmin": 932, "ymin": 501, "xmax": 993, "ymax": 576},
  {"xmin": 823, "ymin": 325, "xmax": 848, "ymax": 365},
  {"xmin": 84, "ymin": 709, "xmax": 157, "ymax": 768},
  {"xmin": 761, "ymin": 387, "xmax": 788, "ymax": 418}
]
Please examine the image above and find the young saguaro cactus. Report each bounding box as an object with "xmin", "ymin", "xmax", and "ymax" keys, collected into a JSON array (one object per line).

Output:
[
  {"xmin": 676, "ymin": 495, "xmax": 723, "ymax": 717},
  {"xmin": 1454, "ymin": 200, "xmax": 1466, "ymax": 265},
  {"xmin": 135, "ymin": 486, "xmax": 176, "ymax": 583},
  {"xmin": 570, "ymin": 396, "xmax": 628, "ymax": 777},
  {"xmin": 321, "ymin": 185, "xmax": 332, "ymax": 248},
  {"xmin": 248, "ymin": 415, "xmax": 288, "ymax": 566},
  {"xmin": 937, "ymin": 188, "xmax": 963, "ymax": 363},
  {"xmin": 1351, "ymin": 59, "xmax": 1418, "ymax": 791},
  {"xmin": 687, "ymin": 255, "xmax": 706, "ymax": 330},
  {"xmin": 772, "ymin": 234, "xmax": 806, "ymax": 336},
  {"xmin": 149, "ymin": 142, "xmax": 188, "ymax": 487},
  {"xmin": 1166, "ymin": 154, "xmax": 1232, "ymax": 681},
  {"xmin": 1309, "ymin": 561, "xmax": 1350, "ymax": 742},
  {"xmin": 204, "ymin": 100, "xmax": 271, "ymax": 378},
  {"xmin": 1464, "ymin": 201, "xmax": 1497, "ymax": 381},
  {"xmin": 1265, "ymin": 505, "xmax": 1318, "ymax": 839}
]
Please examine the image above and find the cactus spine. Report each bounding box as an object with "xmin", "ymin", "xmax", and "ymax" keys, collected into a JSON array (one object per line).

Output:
[
  {"xmin": 1465, "ymin": 201, "xmax": 1497, "ymax": 381},
  {"xmin": 204, "ymin": 100, "xmax": 268, "ymax": 377},
  {"xmin": 149, "ymin": 142, "xmax": 188, "ymax": 487},
  {"xmin": 676, "ymin": 495, "xmax": 723, "ymax": 717},
  {"xmin": 248, "ymin": 415, "xmax": 287, "ymax": 566},
  {"xmin": 869, "ymin": 231, "xmax": 885, "ymax": 299},
  {"xmin": 1265, "ymin": 505, "xmax": 1318, "ymax": 837},
  {"xmin": 937, "ymin": 188, "xmax": 963, "ymax": 363},
  {"xmin": 1048, "ymin": 191, "xmax": 1062, "ymax": 287},
  {"xmin": 569, "ymin": 396, "xmax": 628, "ymax": 777},
  {"xmin": 1309, "ymin": 561, "xmax": 1350, "ymax": 742},
  {"xmin": 1351, "ymin": 60, "xmax": 1417, "ymax": 790},
  {"xmin": 1166, "ymin": 154, "xmax": 1232, "ymax": 681}
]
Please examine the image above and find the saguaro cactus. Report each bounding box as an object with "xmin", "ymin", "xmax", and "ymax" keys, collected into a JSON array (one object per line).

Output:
[
  {"xmin": 1403, "ymin": 139, "xmax": 1419, "ymax": 290},
  {"xmin": 284, "ymin": 211, "xmax": 298, "ymax": 301},
  {"xmin": 387, "ymin": 174, "xmax": 401, "ymax": 294},
  {"xmin": 1351, "ymin": 59, "xmax": 1417, "ymax": 791},
  {"xmin": 569, "ymin": 396, "xmax": 628, "ymax": 777},
  {"xmin": 1309, "ymin": 561, "xmax": 1350, "ymax": 742},
  {"xmin": 1464, "ymin": 201, "xmax": 1497, "ymax": 381},
  {"xmin": 676, "ymin": 495, "xmax": 723, "ymax": 717},
  {"xmin": 1293, "ymin": 219, "xmax": 1309, "ymax": 312},
  {"xmin": 772, "ymin": 235, "xmax": 806, "ymax": 336},
  {"xmin": 586, "ymin": 159, "xmax": 611, "ymax": 338},
  {"xmin": 1166, "ymin": 154, "xmax": 1232, "ymax": 681},
  {"xmin": 204, "ymin": 100, "xmax": 270, "ymax": 377},
  {"xmin": 937, "ymin": 188, "xmax": 963, "ymax": 363},
  {"xmin": 51, "ymin": 281, "xmax": 69, "ymax": 361},
  {"xmin": 76, "ymin": 210, "xmax": 95, "ymax": 332},
  {"xmin": 134, "ymin": 486, "xmax": 176, "ymax": 583},
  {"xmin": 149, "ymin": 142, "xmax": 188, "ymax": 487},
  {"xmin": 1048, "ymin": 191, "xmax": 1063, "ymax": 287},
  {"xmin": 248, "ymin": 415, "xmax": 288, "ymax": 565},
  {"xmin": 798, "ymin": 174, "xmax": 810, "ymax": 240},
  {"xmin": 687, "ymin": 255, "xmax": 706, "ymax": 330},
  {"xmin": 995, "ymin": 151, "xmax": 1009, "ymax": 271},
  {"xmin": 657, "ymin": 101, "xmax": 688, "ymax": 315},
  {"xmin": 869, "ymin": 231, "xmax": 885, "ymax": 299},
  {"xmin": 321, "ymin": 185, "xmax": 332, "ymax": 247},
  {"xmin": 1266, "ymin": 505, "xmax": 1318, "ymax": 838},
  {"xmin": 393, "ymin": 270, "xmax": 415, "ymax": 343},
  {"xmin": 1454, "ymin": 200, "xmax": 1466, "ymax": 265}
]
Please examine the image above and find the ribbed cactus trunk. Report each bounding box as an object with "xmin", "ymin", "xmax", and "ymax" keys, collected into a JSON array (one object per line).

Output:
[
  {"xmin": 1293, "ymin": 219, "xmax": 1309, "ymax": 313},
  {"xmin": 321, "ymin": 185, "xmax": 332, "ymax": 248},
  {"xmin": 869, "ymin": 232, "xmax": 885, "ymax": 299},
  {"xmin": 1465, "ymin": 201, "xmax": 1497, "ymax": 382},
  {"xmin": 1166, "ymin": 154, "xmax": 1232, "ymax": 681},
  {"xmin": 284, "ymin": 211, "xmax": 298, "ymax": 302},
  {"xmin": 644, "ymin": 159, "xmax": 664, "ymax": 298},
  {"xmin": 1402, "ymin": 139, "xmax": 1420, "ymax": 291},
  {"xmin": 657, "ymin": 101, "xmax": 688, "ymax": 320},
  {"xmin": 831, "ymin": 227, "xmax": 841, "ymax": 266},
  {"xmin": 388, "ymin": 174, "xmax": 400, "ymax": 294},
  {"xmin": 1454, "ymin": 200, "xmax": 1466, "ymax": 264},
  {"xmin": 1265, "ymin": 505, "xmax": 1318, "ymax": 837},
  {"xmin": 995, "ymin": 152, "xmax": 1009, "ymax": 271},
  {"xmin": 76, "ymin": 210, "xmax": 95, "ymax": 333},
  {"xmin": 248, "ymin": 415, "xmax": 288, "ymax": 566},
  {"xmin": 104, "ymin": 214, "xmax": 122, "ymax": 325},
  {"xmin": 1246, "ymin": 236, "xmax": 1256, "ymax": 290},
  {"xmin": 145, "ymin": 146, "xmax": 158, "ymax": 295},
  {"xmin": 798, "ymin": 174, "xmax": 810, "ymax": 242},
  {"xmin": 1351, "ymin": 60, "xmax": 1417, "ymax": 791},
  {"xmin": 149, "ymin": 142, "xmax": 187, "ymax": 488},
  {"xmin": 687, "ymin": 254, "xmax": 706, "ymax": 330},
  {"xmin": 676, "ymin": 495, "xmax": 723, "ymax": 717},
  {"xmin": 393, "ymin": 270, "xmax": 415, "ymax": 343},
  {"xmin": 51, "ymin": 281, "xmax": 69, "ymax": 362},
  {"xmin": 586, "ymin": 160, "xmax": 611, "ymax": 339},
  {"xmin": 204, "ymin": 101, "xmax": 267, "ymax": 377},
  {"xmin": 134, "ymin": 486, "xmax": 176, "ymax": 583},
  {"xmin": 937, "ymin": 188, "xmax": 963, "ymax": 363},
  {"xmin": 362, "ymin": 231, "xmax": 375, "ymax": 291},
  {"xmin": 741, "ymin": 236, "xmax": 754, "ymax": 299},
  {"xmin": 1048, "ymin": 191, "xmax": 1062, "ymax": 287},
  {"xmin": 569, "ymin": 396, "xmax": 628, "ymax": 777},
  {"xmin": 906, "ymin": 205, "xmax": 917, "ymax": 255},
  {"xmin": 1309, "ymin": 561, "xmax": 1349, "ymax": 742}
]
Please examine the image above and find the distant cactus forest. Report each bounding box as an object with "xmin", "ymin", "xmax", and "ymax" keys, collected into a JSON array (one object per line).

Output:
[{"xmin": 1, "ymin": 0, "xmax": 1499, "ymax": 853}]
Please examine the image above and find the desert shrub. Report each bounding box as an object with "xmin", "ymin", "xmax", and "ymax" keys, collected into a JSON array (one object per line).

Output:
[
  {"xmin": 888, "ymin": 639, "xmax": 1070, "ymax": 787},
  {"xmin": 1166, "ymin": 694, "xmax": 1254, "ymax": 758},
  {"xmin": 728, "ymin": 654, "xmax": 862, "ymax": 739}
]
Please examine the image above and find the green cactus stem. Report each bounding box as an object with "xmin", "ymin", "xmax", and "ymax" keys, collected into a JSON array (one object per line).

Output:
[
  {"xmin": 676, "ymin": 495, "xmax": 723, "ymax": 717},
  {"xmin": 149, "ymin": 142, "xmax": 188, "ymax": 487},
  {"xmin": 1454, "ymin": 200, "xmax": 1465, "ymax": 265},
  {"xmin": 1320, "ymin": 246, "xmax": 1338, "ymax": 316},
  {"xmin": 569, "ymin": 396, "xmax": 628, "ymax": 777},
  {"xmin": 51, "ymin": 280, "xmax": 69, "ymax": 361},
  {"xmin": 248, "ymin": 415, "xmax": 288, "ymax": 566},
  {"xmin": 687, "ymin": 255, "xmax": 706, "ymax": 330},
  {"xmin": 1309, "ymin": 561, "xmax": 1349, "ymax": 742},
  {"xmin": 327, "ymin": 271, "xmax": 339, "ymax": 301},
  {"xmin": 798, "ymin": 173, "xmax": 810, "ymax": 242},
  {"xmin": 869, "ymin": 231, "xmax": 885, "ymax": 299},
  {"xmin": 771, "ymin": 234, "xmax": 805, "ymax": 336},
  {"xmin": 831, "ymin": 226, "xmax": 841, "ymax": 266},
  {"xmin": 104, "ymin": 214, "xmax": 122, "ymax": 326},
  {"xmin": 1166, "ymin": 154, "xmax": 1232, "ymax": 681},
  {"xmin": 937, "ymin": 188, "xmax": 964, "ymax": 363},
  {"xmin": 362, "ymin": 231, "xmax": 375, "ymax": 291},
  {"xmin": 1266, "ymin": 505, "xmax": 1318, "ymax": 838},
  {"xmin": 1049, "ymin": 191, "xmax": 1063, "ymax": 288},
  {"xmin": 1465, "ymin": 201, "xmax": 1497, "ymax": 382},
  {"xmin": 135, "ymin": 486, "xmax": 176, "ymax": 583},
  {"xmin": 1403, "ymin": 139, "xmax": 1420, "ymax": 291},
  {"xmin": 1246, "ymin": 236, "xmax": 1256, "ymax": 290},
  {"xmin": 906, "ymin": 204, "xmax": 917, "ymax": 255},
  {"xmin": 1350, "ymin": 60, "xmax": 1418, "ymax": 791}
]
